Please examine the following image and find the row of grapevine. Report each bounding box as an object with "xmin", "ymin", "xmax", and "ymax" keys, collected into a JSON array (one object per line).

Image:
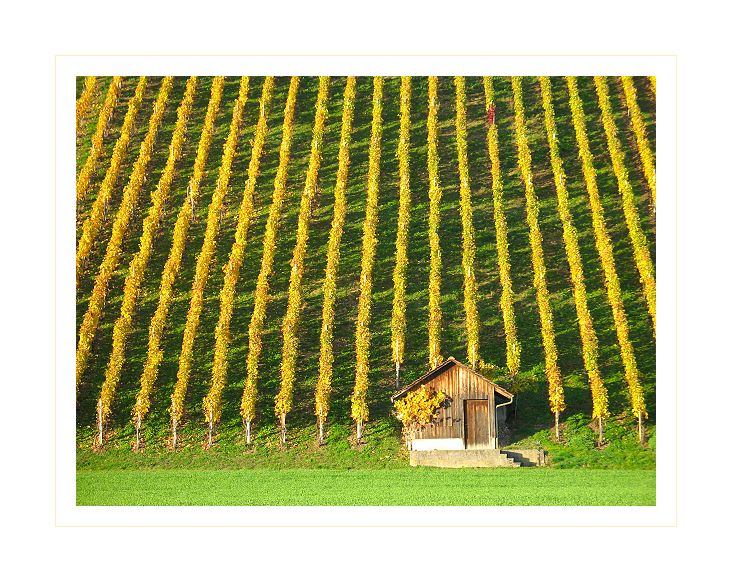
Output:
[
  {"xmin": 76, "ymin": 76, "xmax": 97, "ymax": 136},
  {"xmin": 76, "ymin": 76, "xmax": 123, "ymax": 203},
  {"xmin": 483, "ymin": 77, "xmax": 521, "ymax": 378},
  {"xmin": 391, "ymin": 76, "xmax": 412, "ymax": 389},
  {"xmin": 314, "ymin": 77, "xmax": 357, "ymax": 444},
  {"xmin": 274, "ymin": 77, "xmax": 330, "ymax": 444},
  {"xmin": 134, "ymin": 77, "xmax": 226, "ymax": 442},
  {"xmin": 538, "ymin": 76, "xmax": 609, "ymax": 442},
  {"xmin": 594, "ymin": 76, "xmax": 656, "ymax": 334},
  {"xmin": 511, "ymin": 76, "xmax": 565, "ymax": 437},
  {"xmin": 567, "ymin": 76, "xmax": 647, "ymax": 440},
  {"xmin": 620, "ymin": 76, "xmax": 656, "ymax": 209},
  {"xmin": 169, "ymin": 77, "xmax": 251, "ymax": 449},
  {"xmin": 240, "ymin": 77, "xmax": 300, "ymax": 444},
  {"xmin": 76, "ymin": 77, "xmax": 165, "ymax": 278},
  {"xmin": 454, "ymin": 76, "xmax": 481, "ymax": 369},
  {"xmin": 76, "ymin": 77, "xmax": 172, "ymax": 388},
  {"xmin": 426, "ymin": 76, "xmax": 443, "ymax": 369},
  {"xmin": 649, "ymin": 76, "xmax": 656, "ymax": 95},
  {"xmin": 95, "ymin": 77, "xmax": 199, "ymax": 446},
  {"xmin": 204, "ymin": 77, "xmax": 276, "ymax": 448},
  {"xmin": 351, "ymin": 76, "xmax": 384, "ymax": 443}
]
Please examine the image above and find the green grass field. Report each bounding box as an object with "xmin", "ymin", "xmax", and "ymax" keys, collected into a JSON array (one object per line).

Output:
[
  {"xmin": 75, "ymin": 76, "xmax": 656, "ymax": 503},
  {"xmin": 76, "ymin": 467, "xmax": 655, "ymax": 506}
]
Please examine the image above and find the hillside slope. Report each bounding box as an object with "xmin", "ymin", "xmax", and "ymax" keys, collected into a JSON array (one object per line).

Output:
[{"xmin": 75, "ymin": 76, "xmax": 656, "ymax": 465}]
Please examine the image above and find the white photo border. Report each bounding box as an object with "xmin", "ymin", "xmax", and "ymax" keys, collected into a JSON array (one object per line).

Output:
[{"xmin": 56, "ymin": 54, "xmax": 675, "ymax": 527}]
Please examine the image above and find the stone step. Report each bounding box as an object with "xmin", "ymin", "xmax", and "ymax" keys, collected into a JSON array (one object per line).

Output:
[
  {"xmin": 501, "ymin": 449, "xmax": 546, "ymax": 467},
  {"xmin": 498, "ymin": 454, "xmax": 521, "ymax": 468}
]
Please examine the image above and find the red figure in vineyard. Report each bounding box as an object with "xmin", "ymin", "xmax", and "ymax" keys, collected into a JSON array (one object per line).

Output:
[{"xmin": 487, "ymin": 102, "xmax": 496, "ymax": 126}]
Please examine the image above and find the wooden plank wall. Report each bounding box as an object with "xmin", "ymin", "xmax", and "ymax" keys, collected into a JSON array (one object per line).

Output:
[{"xmin": 416, "ymin": 362, "xmax": 496, "ymax": 442}]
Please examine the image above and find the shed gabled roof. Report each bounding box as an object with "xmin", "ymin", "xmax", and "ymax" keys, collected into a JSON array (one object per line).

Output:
[{"xmin": 390, "ymin": 356, "xmax": 514, "ymax": 402}]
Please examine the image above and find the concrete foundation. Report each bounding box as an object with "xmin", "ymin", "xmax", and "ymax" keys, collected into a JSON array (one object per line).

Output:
[{"xmin": 410, "ymin": 448, "xmax": 546, "ymax": 468}]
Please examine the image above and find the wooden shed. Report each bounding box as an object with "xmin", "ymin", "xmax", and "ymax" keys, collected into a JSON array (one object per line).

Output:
[{"xmin": 391, "ymin": 357, "xmax": 514, "ymax": 451}]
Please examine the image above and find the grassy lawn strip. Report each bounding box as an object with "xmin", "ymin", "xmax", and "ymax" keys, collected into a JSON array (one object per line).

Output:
[{"xmin": 77, "ymin": 468, "xmax": 654, "ymax": 506}]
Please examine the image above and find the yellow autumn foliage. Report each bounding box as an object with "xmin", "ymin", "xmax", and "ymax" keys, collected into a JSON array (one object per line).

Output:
[
  {"xmin": 351, "ymin": 77, "xmax": 384, "ymax": 441},
  {"xmin": 567, "ymin": 76, "xmax": 647, "ymax": 431},
  {"xmin": 483, "ymin": 76, "xmax": 521, "ymax": 378},
  {"xmin": 511, "ymin": 77, "xmax": 565, "ymax": 429},
  {"xmin": 76, "ymin": 76, "xmax": 122, "ymax": 203},
  {"xmin": 203, "ymin": 77, "xmax": 275, "ymax": 439},
  {"xmin": 394, "ymin": 385, "xmax": 446, "ymax": 446},
  {"xmin": 426, "ymin": 76, "xmax": 443, "ymax": 369},
  {"xmin": 391, "ymin": 76, "xmax": 412, "ymax": 382},
  {"xmin": 76, "ymin": 77, "xmax": 171, "ymax": 390},
  {"xmin": 76, "ymin": 76, "xmax": 97, "ymax": 137},
  {"xmin": 169, "ymin": 77, "xmax": 250, "ymax": 448},
  {"xmin": 314, "ymin": 77, "xmax": 357, "ymax": 442},
  {"xmin": 539, "ymin": 76, "xmax": 608, "ymax": 432},
  {"xmin": 594, "ymin": 76, "xmax": 656, "ymax": 334},
  {"xmin": 95, "ymin": 77, "xmax": 198, "ymax": 445},
  {"xmin": 134, "ymin": 77, "xmax": 225, "ymax": 428},
  {"xmin": 620, "ymin": 76, "xmax": 656, "ymax": 209},
  {"xmin": 275, "ymin": 77, "xmax": 330, "ymax": 439},
  {"xmin": 76, "ymin": 76, "xmax": 149, "ymax": 277},
  {"xmin": 454, "ymin": 76, "xmax": 481, "ymax": 369},
  {"xmin": 240, "ymin": 77, "xmax": 300, "ymax": 443}
]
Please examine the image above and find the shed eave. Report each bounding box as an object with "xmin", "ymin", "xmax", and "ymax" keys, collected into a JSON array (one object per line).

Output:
[{"xmin": 390, "ymin": 356, "xmax": 514, "ymax": 402}]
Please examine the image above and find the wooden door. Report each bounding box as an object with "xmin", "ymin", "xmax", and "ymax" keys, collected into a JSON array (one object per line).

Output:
[{"xmin": 465, "ymin": 399, "xmax": 493, "ymax": 449}]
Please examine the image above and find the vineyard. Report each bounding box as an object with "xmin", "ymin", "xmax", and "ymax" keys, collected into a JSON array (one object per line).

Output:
[{"xmin": 75, "ymin": 76, "xmax": 656, "ymax": 459}]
